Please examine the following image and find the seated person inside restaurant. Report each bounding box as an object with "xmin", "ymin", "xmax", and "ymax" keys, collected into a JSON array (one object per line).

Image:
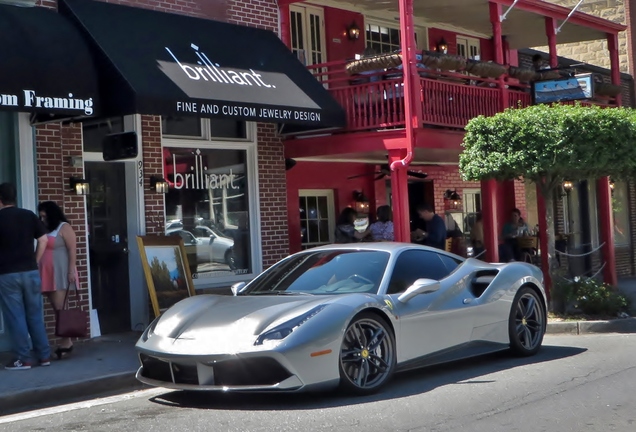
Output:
[
  {"xmin": 499, "ymin": 208, "xmax": 529, "ymax": 262},
  {"xmin": 411, "ymin": 204, "xmax": 447, "ymax": 250},
  {"xmin": 335, "ymin": 207, "xmax": 371, "ymax": 243}
]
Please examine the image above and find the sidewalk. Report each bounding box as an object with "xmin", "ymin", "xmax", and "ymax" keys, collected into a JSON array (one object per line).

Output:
[
  {"xmin": 1, "ymin": 281, "xmax": 636, "ymax": 417},
  {"xmin": 0, "ymin": 332, "xmax": 143, "ymax": 416}
]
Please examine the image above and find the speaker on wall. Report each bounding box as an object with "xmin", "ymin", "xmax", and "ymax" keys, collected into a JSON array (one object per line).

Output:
[{"xmin": 102, "ymin": 131, "xmax": 138, "ymax": 161}]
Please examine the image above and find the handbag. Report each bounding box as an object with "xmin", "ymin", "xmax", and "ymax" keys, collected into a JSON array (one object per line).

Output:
[{"xmin": 55, "ymin": 282, "xmax": 88, "ymax": 338}]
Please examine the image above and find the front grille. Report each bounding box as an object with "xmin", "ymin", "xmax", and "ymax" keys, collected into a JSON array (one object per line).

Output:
[
  {"xmin": 213, "ymin": 357, "xmax": 292, "ymax": 386},
  {"xmin": 172, "ymin": 363, "xmax": 199, "ymax": 385},
  {"xmin": 140, "ymin": 354, "xmax": 292, "ymax": 387},
  {"xmin": 140, "ymin": 354, "xmax": 172, "ymax": 383}
]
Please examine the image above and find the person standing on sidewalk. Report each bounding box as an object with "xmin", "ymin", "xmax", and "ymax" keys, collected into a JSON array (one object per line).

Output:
[
  {"xmin": 0, "ymin": 183, "xmax": 51, "ymax": 370},
  {"xmin": 38, "ymin": 201, "xmax": 77, "ymax": 359}
]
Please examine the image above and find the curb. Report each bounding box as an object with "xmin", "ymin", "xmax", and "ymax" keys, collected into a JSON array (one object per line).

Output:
[
  {"xmin": 0, "ymin": 370, "xmax": 143, "ymax": 416},
  {"xmin": 547, "ymin": 317, "xmax": 636, "ymax": 335}
]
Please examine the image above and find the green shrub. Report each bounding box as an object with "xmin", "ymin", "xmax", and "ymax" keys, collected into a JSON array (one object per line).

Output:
[{"xmin": 563, "ymin": 277, "xmax": 631, "ymax": 316}]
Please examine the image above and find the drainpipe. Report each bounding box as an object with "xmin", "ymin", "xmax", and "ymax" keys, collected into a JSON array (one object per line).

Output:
[{"xmin": 390, "ymin": 0, "xmax": 417, "ymax": 242}]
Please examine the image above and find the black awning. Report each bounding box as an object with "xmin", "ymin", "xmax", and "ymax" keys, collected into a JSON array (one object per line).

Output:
[
  {"xmin": 0, "ymin": 4, "xmax": 99, "ymax": 121},
  {"xmin": 59, "ymin": 0, "xmax": 346, "ymax": 133}
]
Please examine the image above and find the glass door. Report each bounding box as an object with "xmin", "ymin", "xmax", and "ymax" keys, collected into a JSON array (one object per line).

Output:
[{"xmin": 290, "ymin": 4, "xmax": 326, "ymax": 67}]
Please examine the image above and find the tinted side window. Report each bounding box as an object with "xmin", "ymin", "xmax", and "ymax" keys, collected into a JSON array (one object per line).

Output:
[
  {"xmin": 387, "ymin": 250, "xmax": 450, "ymax": 294},
  {"xmin": 438, "ymin": 254, "xmax": 462, "ymax": 274}
]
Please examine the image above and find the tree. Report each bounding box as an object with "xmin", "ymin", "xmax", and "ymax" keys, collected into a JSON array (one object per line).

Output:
[{"xmin": 459, "ymin": 104, "xmax": 636, "ymax": 288}]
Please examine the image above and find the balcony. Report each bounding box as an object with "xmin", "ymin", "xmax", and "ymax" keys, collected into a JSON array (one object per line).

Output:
[{"xmin": 308, "ymin": 56, "xmax": 615, "ymax": 134}]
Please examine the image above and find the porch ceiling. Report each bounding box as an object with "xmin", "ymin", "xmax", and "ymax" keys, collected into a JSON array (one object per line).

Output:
[{"xmin": 319, "ymin": 0, "xmax": 620, "ymax": 48}]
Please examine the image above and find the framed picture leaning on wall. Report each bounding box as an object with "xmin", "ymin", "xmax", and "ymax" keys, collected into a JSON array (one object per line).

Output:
[{"xmin": 137, "ymin": 235, "xmax": 196, "ymax": 317}]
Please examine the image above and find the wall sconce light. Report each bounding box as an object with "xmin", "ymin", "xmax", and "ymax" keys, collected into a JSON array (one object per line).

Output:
[
  {"xmin": 609, "ymin": 179, "xmax": 615, "ymax": 190},
  {"xmin": 352, "ymin": 191, "xmax": 369, "ymax": 214},
  {"xmin": 436, "ymin": 37, "xmax": 448, "ymax": 54},
  {"xmin": 150, "ymin": 175, "xmax": 170, "ymax": 194},
  {"xmin": 562, "ymin": 180, "xmax": 574, "ymax": 192},
  {"xmin": 443, "ymin": 189, "xmax": 461, "ymax": 210},
  {"xmin": 69, "ymin": 177, "xmax": 89, "ymax": 196},
  {"xmin": 347, "ymin": 21, "xmax": 361, "ymax": 41}
]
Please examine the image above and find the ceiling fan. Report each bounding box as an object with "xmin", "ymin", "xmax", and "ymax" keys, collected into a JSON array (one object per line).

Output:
[{"xmin": 347, "ymin": 164, "xmax": 428, "ymax": 181}]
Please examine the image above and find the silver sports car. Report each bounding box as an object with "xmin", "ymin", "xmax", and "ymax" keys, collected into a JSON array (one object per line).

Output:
[{"xmin": 136, "ymin": 243, "xmax": 547, "ymax": 395}]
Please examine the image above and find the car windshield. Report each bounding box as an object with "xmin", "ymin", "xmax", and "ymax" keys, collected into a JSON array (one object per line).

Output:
[{"xmin": 242, "ymin": 250, "xmax": 390, "ymax": 295}]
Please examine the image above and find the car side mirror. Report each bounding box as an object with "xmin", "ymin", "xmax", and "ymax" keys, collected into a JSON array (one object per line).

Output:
[
  {"xmin": 397, "ymin": 278, "xmax": 440, "ymax": 303},
  {"xmin": 231, "ymin": 281, "xmax": 247, "ymax": 296}
]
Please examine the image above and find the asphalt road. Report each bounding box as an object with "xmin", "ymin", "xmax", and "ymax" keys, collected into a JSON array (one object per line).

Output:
[{"xmin": 2, "ymin": 334, "xmax": 635, "ymax": 432}]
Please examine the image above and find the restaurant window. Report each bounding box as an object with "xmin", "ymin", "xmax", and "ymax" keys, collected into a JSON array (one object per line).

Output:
[
  {"xmin": 612, "ymin": 181, "xmax": 630, "ymax": 246},
  {"xmin": 462, "ymin": 188, "xmax": 482, "ymax": 235},
  {"xmin": 366, "ymin": 23, "xmax": 401, "ymax": 54},
  {"xmin": 299, "ymin": 190, "xmax": 334, "ymax": 250}
]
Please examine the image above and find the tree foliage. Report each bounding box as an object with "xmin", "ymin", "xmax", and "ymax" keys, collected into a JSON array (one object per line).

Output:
[{"xmin": 459, "ymin": 104, "xmax": 636, "ymax": 193}]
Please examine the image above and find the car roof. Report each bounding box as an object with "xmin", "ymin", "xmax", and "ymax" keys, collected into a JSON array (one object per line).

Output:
[{"xmin": 307, "ymin": 242, "xmax": 464, "ymax": 260}]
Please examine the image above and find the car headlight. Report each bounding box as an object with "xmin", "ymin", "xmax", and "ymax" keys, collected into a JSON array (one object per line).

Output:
[{"xmin": 254, "ymin": 305, "xmax": 326, "ymax": 346}]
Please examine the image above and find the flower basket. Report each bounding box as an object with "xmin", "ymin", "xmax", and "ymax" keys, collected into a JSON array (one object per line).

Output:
[
  {"xmin": 595, "ymin": 83, "xmax": 621, "ymax": 97},
  {"xmin": 508, "ymin": 66, "xmax": 538, "ymax": 82},
  {"xmin": 421, "ymin": 52, "xmax": 441, "ymax": 69},
  {"xmin": 537, "ymin": 70, "xmax": 561, "ymax": 80},
  {"xmin": 345, "ymin": 53, "xmax": 403, "ymax": 75},
  {"xmin": 465, "ymin": 60, "xmax": 507, "ymax": 78},
  {"xmin": 437, "ymin": 54, "xmax": 467, "ymax": 71}
]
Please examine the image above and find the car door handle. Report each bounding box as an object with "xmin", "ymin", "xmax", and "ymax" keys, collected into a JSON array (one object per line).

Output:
[{"xmin": 463, "ymin": 298, "xmax": 472, "ymax": 304}]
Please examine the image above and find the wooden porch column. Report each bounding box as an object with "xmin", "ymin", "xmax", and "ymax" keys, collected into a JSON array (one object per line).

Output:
[
  {"xmin": 279, "ymin": 4, "xmax": 291, "ymax": 48},
  {"xmin": 489, "ymin": 2, "xmax": 508, "ymax": 110},
  {"xmin": 389, "ymin": 0, "xmax": 418, "ymax": 242},
  {"xmin": 389, "ymin": 149, "xmax": 411, "ymax": 242},
  {"xmin": 481, "ymin": 179, "xmax": 500, "ymax": 262},
  {"xmin": 545, "ymin": 17, "xmax": 558, "ymax": 68},
  {"xmin": 596, "ymin": 32, "xmax": 621, "ymax": 287}
]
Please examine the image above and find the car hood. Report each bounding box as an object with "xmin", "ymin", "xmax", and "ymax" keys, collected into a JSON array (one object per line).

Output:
[{"xmin": 153, "ymin": 294, "xmax": 330, "ymax": 341}]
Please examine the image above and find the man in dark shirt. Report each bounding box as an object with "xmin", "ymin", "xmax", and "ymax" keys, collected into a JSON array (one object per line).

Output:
[
  {"xmin": 411, "ymin": 204, "xmax": 447, "ymax": 250},
  {"xmin": 0, "ymin": 183, "xmax": 50, "ymax": 370}
]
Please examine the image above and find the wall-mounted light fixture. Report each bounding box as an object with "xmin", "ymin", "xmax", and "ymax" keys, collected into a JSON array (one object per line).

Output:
[
  {"xmin": 69, "ymin": 177, "xmax": 90, "ymax": 196},
  {"xmin": 562, "ymin": 180, "xmax": 574, "ymax": 192},
  {"xmin": 352, "ymin": 191, "xmax": 369, "ymax": 214},
  {"xmin": 436, "ymin": 37, "xmax": 448, "ymax": 54},
  {"xmin": 150, "ymin": 175, "xmax": 170, "ymax": 194},
  {"xmin": 609, "ymin": 179, "xmax": 616, "ymax": 190},
  {"xmin": 347, "ymin": 21, "xmax": 361, "ymax": 41},
  {"xmin": 443, "ymin": 189, "xmax": 461, "ymax": 210}
]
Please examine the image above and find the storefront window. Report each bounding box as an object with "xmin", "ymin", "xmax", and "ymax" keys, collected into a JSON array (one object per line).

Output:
[
  {"xmin": 163, "ymin": 146, "xmax": 252, "ymax": 281},
  {"xmin": 612, "ymin": 181, "xmax": 630, "ymax": 246}
]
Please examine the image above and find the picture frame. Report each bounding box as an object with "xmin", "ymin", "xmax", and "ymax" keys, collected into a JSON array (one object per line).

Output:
[{"xmin": 136, "ymin": 235, "xmax": 196, "ymax": 318}]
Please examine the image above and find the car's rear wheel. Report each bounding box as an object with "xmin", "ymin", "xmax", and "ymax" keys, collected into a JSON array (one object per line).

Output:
[
  {"xmin": 509, "ymin": 287, "xmax": 545, "ymax": 356},
  {"xmin": 338, "ymin": 313, "xmax": 395, "ymax": 395}
]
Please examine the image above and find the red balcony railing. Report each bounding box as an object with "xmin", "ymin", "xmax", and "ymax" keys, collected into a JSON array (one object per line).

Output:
[{"xmin": 308, "ymin": 60, "xmax": 613, "ymax": 133}]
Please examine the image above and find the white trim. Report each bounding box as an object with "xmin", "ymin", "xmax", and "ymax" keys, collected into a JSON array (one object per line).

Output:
[
  {"xmin": 162, "ymin": 122, "xmax": 262, "ymax": 289},
  {"xmin": 17, "ymin": 113, "xmax": 37, "ymax": 212},
  {"xmin": 289, "ymin": 4, "xmax": 327, "ymax": 66}
]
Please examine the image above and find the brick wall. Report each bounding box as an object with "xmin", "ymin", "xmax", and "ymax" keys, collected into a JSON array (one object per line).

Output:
[
  {"xmin": 534, "ymin": 0, "xmax": 628, "ymax": 72},
  {"xmin": 140, "ymin": 116, "xmax": 165, "ymax": 235},
  {"xmin": 35, "ymin": 123, "xmax": 90, "ymax": 345}
]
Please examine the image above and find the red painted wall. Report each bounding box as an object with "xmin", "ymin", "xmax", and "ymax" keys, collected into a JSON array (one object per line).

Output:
[
  {"xmin": 286, "ymin": 161, "xmax": 380, "ymax": 253},
  {"xmin": 323, "ymin": 7, "xmax": 366, "ymax": 62}
]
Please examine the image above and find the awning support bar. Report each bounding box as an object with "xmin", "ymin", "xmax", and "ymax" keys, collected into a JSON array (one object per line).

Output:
[
  {"xmin": 556, "ymin": 0, "xmax": 585, "ymax": 33},
  {"xmin": 500, "ymin": 0, "xmax": 520, "ymax": 22}
]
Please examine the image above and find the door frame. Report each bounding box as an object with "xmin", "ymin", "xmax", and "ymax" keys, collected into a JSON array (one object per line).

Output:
[{"xmin": 83, "ymin": 114, "xmax": 148, "ymax": 334}]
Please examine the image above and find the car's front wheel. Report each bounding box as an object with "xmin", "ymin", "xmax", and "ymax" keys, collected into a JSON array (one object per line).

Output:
[
  {"xmin": 338, "ymin": 313, "xmax": 396, "ymax": 395},
  {"xmin": 509, "ymin": 287, "xmax": 546, "ymax": 356}
]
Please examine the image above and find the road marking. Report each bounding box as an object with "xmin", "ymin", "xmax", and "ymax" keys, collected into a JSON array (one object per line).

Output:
[{"xmin": 0, "ymin": 387, "xmax": 166, "ymax": 424}]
